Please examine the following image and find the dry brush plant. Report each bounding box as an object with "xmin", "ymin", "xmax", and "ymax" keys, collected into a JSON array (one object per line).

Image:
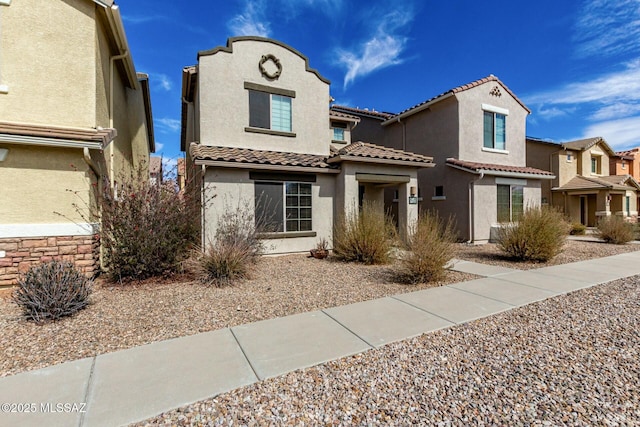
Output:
[
  {"xmin": 13, "ymin": 261, "xmax": 93, "ymax": 323},
  {"xmin": 99, "ymin": 163, "xmax": 200, "ymax": 281},
  {"xmin": 398, "ymin": 211, "xmax": 457, "ymax": 284},
  {"xmin": 495, "ymin": 206, "xmax": 569, "ymax": 262},
  {"xmin": 597, "ymin": 216, "xmax": 635, "ymax": 244},
  {"xmin": 332, "ymin": 201, "xmax": 397, "ymax": 265},
  {"xmin": 188, "ymin": 200, "xmax": 265, "ymax": 286}
]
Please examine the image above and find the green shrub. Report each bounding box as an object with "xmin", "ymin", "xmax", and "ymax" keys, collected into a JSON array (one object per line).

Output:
[
  {"xmin": 333, "ymin": 202, "xmax": 396, "ymax": 265},
  {"xmin": 569, "ymin": 222, "xmax": 587, "ymax": 235},
  {"xmin": 13, "ymin": 261, "xmax": 92, "ymax": 323},
  {"xmin": 190, "ymin": 201, "xmax": 263, "ymax": 286},
  {"xmin": 100, "ymin": 167, "xmax": 200, "ymax": 281},
  {"xmin": 496, "ymin": 207, "xmax": 569, "ymax": 262},
  {"xmin": 399, "ymin": 211, "xmax": 457, "ymax": 284},
  {"xmin": 597, "ymin": 216, "xmax": 635, "ymax": 244}
]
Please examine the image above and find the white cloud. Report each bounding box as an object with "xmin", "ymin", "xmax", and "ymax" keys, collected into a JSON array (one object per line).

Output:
[
  {"xmin": 536, "ymin": 106, "xmax": 573, "ymax": 119},
  {"xmin": 228, "ymin": 0, "xmax": 271, "ymax": 37},
  {"xmin": 590, "ymin": 102, "xmax": 640, "ymax": 121},
  {"xmin": 582, "ymin": 116, "xmax": 640, "ymax": 150},
  {"xmin": 122, "ymin": 15, "xmax": 166, "ymax": 25},
  {"xmin": 156, "ymin": 118, "xmax": 181, "ymax": 133},
  {"xmin": 155, "ymin": 142, "xmax": 164, "ymax": 152},
  {"xmin": 573, "ymin": 0, "xmax": 640, "ymax": 58},
  {"xmin": 336, "ymin": 9, "xmax": 414, "ymax": 88},
  {"xmin": 154, "ymin": 74, "xmax": 172, "ymax": 92}
]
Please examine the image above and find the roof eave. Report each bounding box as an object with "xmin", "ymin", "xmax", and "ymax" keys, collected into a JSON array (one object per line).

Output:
[
  {"xmin": 446, "ymin": 163, "xmax": 555, "ymax": 179},
  {"xmin": 192, "ymin": 159, "xmax": 340, "ymax": 174},
  {"xmin": 327, "ymin": 155, "xmax": 435, "ymax": 168},
  {"xmin": 102, "ymin": 4, "xmax": 138, "ymax": 89}
]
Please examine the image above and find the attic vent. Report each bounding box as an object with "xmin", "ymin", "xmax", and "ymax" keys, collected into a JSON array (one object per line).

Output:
[{"xmin": 490, "ymin": 86, "xmax": 502, "ymax": 97}]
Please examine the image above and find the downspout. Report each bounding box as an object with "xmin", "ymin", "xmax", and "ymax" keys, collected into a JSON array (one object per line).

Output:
[
  {"xmin": 83, "ymin": 147, "xmax": 101, "ymax": 181},
  {"xmin": 396, "ymin": 116, "xmax": 406, "ymax": 151},
  {"xmin": 201, "ymin": 164, "xmax": 207, "ymax": 249},
  {"xmin": 467, "ymin": 172, "xmax": 484, "ymax": 243},
  {"xmin": 109, "ymin": 51, "xmax": 129, "ymax": 188}
]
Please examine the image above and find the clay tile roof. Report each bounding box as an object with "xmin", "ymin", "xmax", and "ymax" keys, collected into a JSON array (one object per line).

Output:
[
  {"xmin": 328, "ymin": 141, "xmax": 434, "ymax": 165},
  {"xmin": 561, "ymin": 136, "xmax": 616, "ymax": 156},
  {"xmin": 555, "ymin": 175, "xmax": 638, "ymax": 192},
  {"xmin": 615, "ymin": 148, "xmax": 639, "ymax": 159},
  {"xmin": 446, "ymin": 158, "xmax": 555, "ymax": 176},
  {"xmin": 190, "ymin": 143, "xmax": 334, "ymax": 169},
  {"xmin": 389, "ymin": 75, "xmax": 531, "ymax": 121},
  {"xmin": 331, "ymin": 105, "xmax": 396, "ymax": 120},
  {"xmin": 329, "ymin": 110, "xmax": 361, "ymax": 122}
]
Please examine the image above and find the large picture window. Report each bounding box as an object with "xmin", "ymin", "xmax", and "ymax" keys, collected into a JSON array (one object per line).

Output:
[
  {"xmin": 248, "ymin": 90, "xmax": 292, "ymax": 132},
  {"xmin": 497, "ymin": 184, "xmax": 523, "ymax": 223},
  {"xmin": 255, "ymin": 181, "xmax": 312, "ymax": 232},
  {"xmin": 483, "ymin": 111, "xmax": 506, "ymax": 150}
]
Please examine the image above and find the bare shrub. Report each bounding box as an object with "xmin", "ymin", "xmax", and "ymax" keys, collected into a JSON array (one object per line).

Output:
[
  {"xmin": 398, "ymin": 211, "xmax": 457, "ymax": 284},
  {"xmin": 496, "ymin": 206, "xmax": 569, "ymax": 262},
  {"xmin": 597, "ymin": 216, "xmax": 634, "ymax": 244},
  {"xmin": 189, "ymin": 201, "xmax": 264, "ymax": 286},
  {"xmin": 569, "ymin": 222, "xmax": 587, "ymax": 235},
  {"xmin": 333, "ymin": 201, "xmax": 397, "ymax": 265},
  {"xmin": 13, "ymin": 261, "xmax": 92, "ymax": 323},
  {"xmin": 100, "ymin": 165, "xmax": 200, "ymax": 281}
]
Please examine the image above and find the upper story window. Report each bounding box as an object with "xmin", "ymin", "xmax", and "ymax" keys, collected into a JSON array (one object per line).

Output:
[
  {"xmin": 622, "ymin": 161, "xmax": 627, "ymax": 169},
  {"xmin": 245, "ymin": 82, "xmax": 295, "ymax": 136},
  {"xmin": 591, "ymin": 156, "xmax": 601, "ymax": 174},
  {"xmin": 482, "ymin": 104, "xmax": 509, "ymax": 152},
  {"xmin": 331, "ymin": 121, "xmax": 347, "ymax": 141},
  {"xmin": 566, "ymin": 153, "xmax": 573, "ymax": 162}
]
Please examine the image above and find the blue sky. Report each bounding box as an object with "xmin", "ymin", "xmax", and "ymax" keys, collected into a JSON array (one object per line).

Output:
[{"xmin": 117, "ymin": 0, "xmax": 640, "ymax": 164}]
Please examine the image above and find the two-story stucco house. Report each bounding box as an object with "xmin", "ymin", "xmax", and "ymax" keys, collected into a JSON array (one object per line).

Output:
[
  {"xmin": 181, "ymin": 37, "xmax": 434, "ymax": 254},
  {"xmin": 527, "ymin": 137, "xmax": 640, "ymax": 225},
  {"xmin": 334, "ymin": 76, "xmax": 555, "ymax": 242},
  {"xmin": 0, "ymin": 0, "xmax": 154, "ymax": 285}
]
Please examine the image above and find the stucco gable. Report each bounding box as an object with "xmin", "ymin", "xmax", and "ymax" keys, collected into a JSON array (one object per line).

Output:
[
  {"xmin": 382, "ymin": 75, "xmax": 530, "ymax": 125},
  {"xmin": 198, "ymin": 36, "xmax": 330, "ymax": 85}
]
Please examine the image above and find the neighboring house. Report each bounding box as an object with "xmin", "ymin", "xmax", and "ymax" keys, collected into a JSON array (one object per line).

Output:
[
  {"xmin": 334, "ymin": 75, "xmax": 555, "ymax": 242},
  {"xmin": 611, "ymin": 148, "xmax": 640, "ymax": 179},
  {"xmin": 177, "ymin": 157, "xmax": 186, "ymax": 192},
  {"xmin": 527, "ymin": 137, "xmax": 640, "ymax": 225},
  {"xmin": 0, "ymin": 0, "xmax": 154, "ymax": 285},
  {"xmin": 150, "ymin": 156, "xmax": 163, "ymax": 185},
  {"xmin": 181, "ymin": 37, "xmax": 434, "ymax": 254}
]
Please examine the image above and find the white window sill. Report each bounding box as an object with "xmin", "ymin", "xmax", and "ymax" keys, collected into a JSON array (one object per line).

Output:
[
  {"xmin": 482, "ymin": 147, "xmax": 509, "ymax": 155},
  {"xmin": 392, "ymin": 197, "xmax": 423, "ymax": 203},
  {"xmin": 431, "ymin": 196, "xmax": 446, "ymax": 201},
  {"xmin": 0, "ymin": 85, "xmax": 8, "ymax": 94},
  {"xmin": 0, "ymin": 0, "xmax": 11, "ymax": 5},
  {"xmin": 331, "ymin": 140, "xmax": 347, "ymax": 144}
]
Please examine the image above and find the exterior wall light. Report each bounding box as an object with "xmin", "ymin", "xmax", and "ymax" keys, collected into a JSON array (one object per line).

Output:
[{"xmin": 0, "ymin": 148, "xmax": 8, "ymax": 162}]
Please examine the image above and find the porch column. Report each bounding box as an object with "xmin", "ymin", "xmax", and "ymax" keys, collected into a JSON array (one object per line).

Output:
[
  {"xmin": 595, "ymin": 191, "xmax": 611, "ymax": 221},
  {"xmin": 397, "ymin": 177, "xmax": 419, "ymax": 241}
]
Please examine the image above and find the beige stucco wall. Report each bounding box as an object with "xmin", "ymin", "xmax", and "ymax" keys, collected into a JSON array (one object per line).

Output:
[
  {"xmin": 0, "ymin": 0, "xmax": 97, "ymax": 127},
  {"xmin": 475, "ymin": 176, "xmax": 541, "ymax": 243},
  {"xmin": 0, "ymin": 144, "xmax": 94, "ymax": 224},
  {"xmin": 456, "ymin": 82, "xmax": 528, "ymax": 166},
  {"xmin": 198, "ymin": 39, "xmax": 330, "ymax": 156},
  {"xmin": 202, "ymin": 167, "xmax": 335, "ymax": 254},
  {"xmin": 580, "ymin": 142, "xmax": 610, "ymax": 177}
]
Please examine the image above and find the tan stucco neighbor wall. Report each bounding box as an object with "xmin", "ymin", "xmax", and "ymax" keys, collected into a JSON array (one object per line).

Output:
[
  {"xmin": 198, "ymin": 38, "xmax": 330, "ymax": 156},
  {"xmin": 1, "ymin": 0, "xmax": 97, "ymax": 127},
  {"xmin": 0, "ymin": 144, "xmax": 95, "ymax": 224}
]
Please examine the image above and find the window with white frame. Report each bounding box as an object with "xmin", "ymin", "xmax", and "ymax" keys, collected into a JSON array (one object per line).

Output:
[
  {"xmin": 591, "ymin": 156, "xmax": 601, "ymax": 174},
  {"xmin": 483, "ymin": 111, "xmax": 506, "ymax": 150},
  {"xmin": 497, "ymin": 184, "xmax": 523, "ymax": 223},
  {"xmin": 331, "ymin": 121, "xmax": 346, "ymax": 141},
  {"xmin": 255, "ymin": 181, "xmax": 312, "ymax": 232}
]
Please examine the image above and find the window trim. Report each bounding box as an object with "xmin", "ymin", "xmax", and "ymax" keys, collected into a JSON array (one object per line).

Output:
[
  {"xmin": 483, "ymin": 110, "xmax": 507, "ymax": 151},
  {"xmin": 246, "ymin": 84, "xmax": 294, "ymax": 134}
]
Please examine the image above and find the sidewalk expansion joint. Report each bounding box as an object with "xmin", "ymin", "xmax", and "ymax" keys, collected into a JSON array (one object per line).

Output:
[
  {"xmin": 389, "ymin": 296, "xmax": 459, "ymax": 325},
  {"xmin": 229, "ymin": 328, "xmax": 262, "ymax": 382},
  {"xmin": 444, "ymin": 284, "xmax": 517, "ymax": 307},
  {"xmin": 78, "ymin": 356, "xmax": 96, "ymax": 427},
  {"xmin": 319, "ymin": 310, "xmax": 376, "ymax": 349}
]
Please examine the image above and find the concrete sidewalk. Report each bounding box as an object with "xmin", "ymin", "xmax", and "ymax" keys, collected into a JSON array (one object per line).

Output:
[{"xmin": 2, "ymin": 252, "xmax": 640, "ymax": 427}]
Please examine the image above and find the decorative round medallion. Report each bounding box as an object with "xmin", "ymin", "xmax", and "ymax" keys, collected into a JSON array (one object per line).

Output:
[{"xmin": 259, "ymin": 54, "xmax": 282, "ymax": 80}]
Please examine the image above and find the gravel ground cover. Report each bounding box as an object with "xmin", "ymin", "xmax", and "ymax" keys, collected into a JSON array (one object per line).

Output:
[
  {"xmin": 139, "ymin": 275, "xmax": 640, "ymax": 426},
  {"xmin": 1, "ymin": 240, "xmax": 637, "ymax": 379},
  {"xmin": 455, "ymin": 239, "xmax": 640, "ymax": 270},
  {"xmin": 0, "ymin": 257, "xmax": 475, "ymax": 377}
]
